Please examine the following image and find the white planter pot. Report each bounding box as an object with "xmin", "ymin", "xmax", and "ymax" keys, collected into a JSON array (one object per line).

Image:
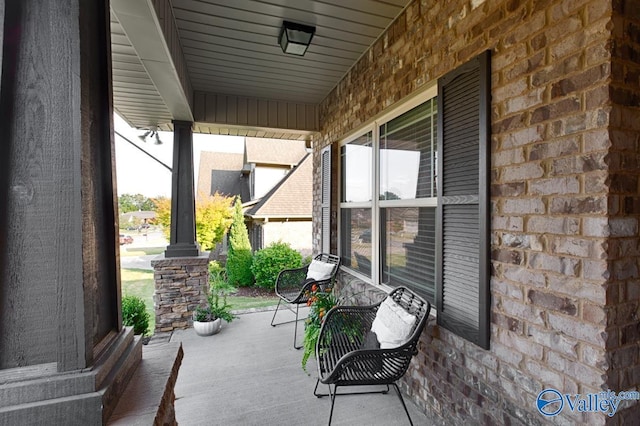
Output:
[{"xmin": 193, "ymin": 318, "xmax": 222, "ymax": 336}]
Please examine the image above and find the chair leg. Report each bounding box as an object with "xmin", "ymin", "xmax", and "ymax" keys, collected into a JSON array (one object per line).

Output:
[
  {"xmin": 391, "ymin": 383, "xmax": 413, "ymax": 426},
  {"xmin": 270, "ymin": 299, "xmax": 283, "ymax": 327},
  {"xmin": 328, "ymin": 384, "xmax": 337, "ymax": 426},
  {"xmin": 293, "ymin": 302, "xmax": 301, "ymax": 349},
  {"xmin": 314, "ymin": 378, "xmax": 325, "ymax": 398}
]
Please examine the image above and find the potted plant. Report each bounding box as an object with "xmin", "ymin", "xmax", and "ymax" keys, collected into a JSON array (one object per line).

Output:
[
  {"xmin": 301, "ymin": 284, "xmax": 338, "ymax": 372},
  {"xmin": 192, "ymin": 272, "xmax": 237, "ymax": 336},
  {"xmin": 301, "ymin": 285, "xmax": 364, "ymax": 373}
]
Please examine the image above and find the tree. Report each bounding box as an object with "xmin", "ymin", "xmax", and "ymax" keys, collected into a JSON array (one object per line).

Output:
[
  {"xmin": 226, "ymin": 197, "xmax": 253, "ymax": 286},
  {"xmin": 153, "ymin": 196, "xmax": 171, "ymax": 240},
  {"xmin": 153, "ymin": 193, "xmax": 233, "ymax": 251},
  {"xmin": 118, "ymin": 193, "xmax": 156, "ymax": 213},
  {"xmin": 195, "ymin": 192, "xmax": 233, "ymax": 251}
]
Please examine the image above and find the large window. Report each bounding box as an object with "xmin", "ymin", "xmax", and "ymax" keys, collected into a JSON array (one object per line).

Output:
[
  {"xmin": 337, "ymin": 51, "xmax": 490, "ymax": 349},
  {"xmin": 340, "ymin": 97, "xmax": 438, "ymax": 302}
]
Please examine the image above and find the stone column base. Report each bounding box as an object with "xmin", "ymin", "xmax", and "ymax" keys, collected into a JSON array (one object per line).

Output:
[{"xmin": 151, "ymin": 254, "xmax": 210, "ymax": 333}]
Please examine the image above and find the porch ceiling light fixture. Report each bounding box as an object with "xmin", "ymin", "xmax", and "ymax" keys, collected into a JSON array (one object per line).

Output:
[
  {"xmin": 278, "ymin": 20, "xmax": 315, "ymax": 56},
  {"xmin": 138, "ymin": 127, "xmax": 163, "ymax": 145}
]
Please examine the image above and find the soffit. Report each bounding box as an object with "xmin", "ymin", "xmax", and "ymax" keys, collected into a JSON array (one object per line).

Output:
[
  {"xmin": 173, "ymin": 0, "xmax": 408, "ymax": 104},
  {"xmin": 110, "ymin": 0, "xmax": 411, "ymax": 133}
]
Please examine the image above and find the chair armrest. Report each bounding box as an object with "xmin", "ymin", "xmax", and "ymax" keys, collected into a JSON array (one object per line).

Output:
[{"xmin": 319, "ymin": 345, "xmax": 416, "ymax": 384}]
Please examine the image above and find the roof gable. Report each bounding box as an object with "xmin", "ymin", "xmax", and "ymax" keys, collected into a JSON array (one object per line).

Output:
[
  {"xmin": 246, "ymin": 154, "xmax": 312, "ymax": 218},
  {"xmin": 245, "ymin": 138, "xmax": 308, "ymax": 166}
]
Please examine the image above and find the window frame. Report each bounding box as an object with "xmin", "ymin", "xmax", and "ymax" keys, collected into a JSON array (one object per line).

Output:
[{"xmin": 338, "ymin": 84, "xmax": 438, "ymax": 289}]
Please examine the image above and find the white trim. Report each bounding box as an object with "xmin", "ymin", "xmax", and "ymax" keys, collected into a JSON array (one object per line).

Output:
[
  {"xmin": 321, "ymin": 145, "xmax": 332, "ymax": 253},
  {"xmin": 338, "ymin": 83, "xmax": 437, "ymax": 144},
  {"xmin": 378, "ymin": 198, "xmax": 437, "ymax": 208}
]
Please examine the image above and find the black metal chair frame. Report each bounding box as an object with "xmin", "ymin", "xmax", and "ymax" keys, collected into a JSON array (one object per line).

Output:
[
  {"xmin": 314, "ymin": 286, "xmax": 431, "ymax": 425},
  {"xmin": 270, "ymin": 253, "xmax": 341, "ymax": 349}
]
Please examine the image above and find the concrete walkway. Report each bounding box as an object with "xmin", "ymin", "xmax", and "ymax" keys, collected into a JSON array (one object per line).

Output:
[{"xmin": 170, "ymin": 309, "xmax": 433, "ymax": 426}]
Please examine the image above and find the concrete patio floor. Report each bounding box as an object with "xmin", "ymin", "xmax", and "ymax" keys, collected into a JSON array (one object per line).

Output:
[{"xmin": 169, "ymin": 308, "xmax": 433, "ymax": 425}]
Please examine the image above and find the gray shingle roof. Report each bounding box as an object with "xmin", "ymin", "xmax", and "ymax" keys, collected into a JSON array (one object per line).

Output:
[{"xmin": 197, "ymin": 140, "xmax": 311, "ymax": 212}]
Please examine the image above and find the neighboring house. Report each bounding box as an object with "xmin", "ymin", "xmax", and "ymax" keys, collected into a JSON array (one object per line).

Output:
[
  {"xmin": 197, "ymin": 138, "xmax": 311, "ymax": 254},
  {"xmin": 243, "ymin": 137, "xmax": 310, "ymax": 200},
  {"xmin": 196, "ymin": 151, "xmax": 249, "ymax": 201},
  {"xmin": 245, "ymin": 154, "xmax": 312, "ymax": 256},
  {"xmin": 119, "ymin": 210, "xmax": 156, "ymax": 229}
]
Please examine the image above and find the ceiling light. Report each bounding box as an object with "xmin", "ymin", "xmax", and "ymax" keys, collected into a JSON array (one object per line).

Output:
[
  {"xmin": 138, "ymin": 130, "xmax": 151, "ymax": 142},
  {"xmin": 138, "ymin": 127, "xmax": 162, "ymax": 145},
  {"xmin": 278, "ymin": 21, "xmax": 315, "ymax": 56}
]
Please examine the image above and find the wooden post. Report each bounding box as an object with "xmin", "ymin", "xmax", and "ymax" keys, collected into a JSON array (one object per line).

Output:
[
  {"xmin": 0, "ymin": 1, "xmax": 139, "ymax": 423},
  {"xmin": 165, "ymin": 120, "xmax": 200, "ymax": 257}
]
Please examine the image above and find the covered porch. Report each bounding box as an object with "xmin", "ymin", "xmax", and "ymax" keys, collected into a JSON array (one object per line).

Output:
[
  {"xmin": 166, "ymin": 310, "xmax": 431, "ymax": 425},
  {"xmin": 3, "ymin": 0, "xmax": 640, "ymax": 425}
]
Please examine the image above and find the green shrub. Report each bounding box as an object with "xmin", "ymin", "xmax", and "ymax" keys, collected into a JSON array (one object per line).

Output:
[
  {"xmin": 226, "ymin": 198, "xmax": 254, "ymax": 286},
  {"xmin": 251, "ymin": 242, "xmax": 302, "ymax": 289},
  {"xmin": 227, "ymin": 249, "xmax": 253, "ymax": 286},
  {"xmin": 208, "ymin": 260, "xmax": 224, "ymax": 281},
  {"xmin": 122, "ymin": 295, "xmax": 150, "ymax": 336}
]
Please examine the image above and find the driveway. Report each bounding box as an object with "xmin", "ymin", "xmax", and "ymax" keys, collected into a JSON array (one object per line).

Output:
[
  {"xmin": 119, "ymin": 230, "xmax": 167, "ymax": 271},
  {"xmin": 119, "ymin": 254, "xmax": 158, "ymax": 271}
]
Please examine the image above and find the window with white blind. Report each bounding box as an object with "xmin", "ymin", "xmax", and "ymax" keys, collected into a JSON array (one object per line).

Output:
[
  {"xmin": 337, "ymin": 51, "xmax": 490, "ymax": 349},
  {"xmin": 339, "ymin": 94, "xmax": 438, "ymax": 303},
  {"xmin": 379, "ymin": 98, "xmax": 438, "ymax": 302}
]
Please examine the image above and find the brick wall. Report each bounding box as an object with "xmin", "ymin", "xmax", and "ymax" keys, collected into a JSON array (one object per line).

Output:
[{"xmin": 314, "ymin": 0, "xmax": 639, "ymax": 424}]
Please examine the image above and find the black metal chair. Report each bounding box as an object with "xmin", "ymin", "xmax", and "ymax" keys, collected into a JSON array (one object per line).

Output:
[
  {"xmin": 314, "ymin": 286, "xmax": 431, "ymax": 425},
  {"xmin": 270, "ymin": 253, "xmax": 341, "ymax": 349}
]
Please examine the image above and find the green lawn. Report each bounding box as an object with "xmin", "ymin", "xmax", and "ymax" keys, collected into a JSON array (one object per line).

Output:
[
  {"xmin": 120, "ymin": 268, "xmax": 155, "ymax": 335},
  {"xmin": 226, "ymin": 295, "xmax": 279, "ymax": 311},
  {"xmin": 120, "ymin": 267, "xmax": 279, "ymax": 335}
]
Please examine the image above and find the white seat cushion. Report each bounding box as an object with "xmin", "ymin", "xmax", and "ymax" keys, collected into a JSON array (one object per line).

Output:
[
  {"xmin": 371, "ymin": 297, "xmax": 417, "ymax": 349},
  {"xmin": 306, "ymin": 260, "xmax": 336, "ymax": 281}
]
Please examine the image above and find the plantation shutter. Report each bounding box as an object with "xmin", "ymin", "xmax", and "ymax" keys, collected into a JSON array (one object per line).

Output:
[
  {"xmin": 321, "ymin": 146, "xmax": 331, "ymax": 253},
  {"xmin": 436, "ymin": 51, "xmax": 490, "ymax": 349}
]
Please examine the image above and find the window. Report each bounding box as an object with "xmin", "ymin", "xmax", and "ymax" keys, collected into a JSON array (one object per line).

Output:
[
  {"xmin": 321, "ymin": 146, "xmax": 331, "ymax": 253},
  {"xmin": 339, "ymin": 132, "xmax": 373, "ymax": 276},
  {"xmin": 379, "ymin": 99, "xmax": 438, "ymax": 302},
  {"xmin": 340, "ymin": 98, "xmax": 437, "ymax": 301},
  {"xmin": 337, "ymin": 51, "xmax": 490, "ymax": 349}
]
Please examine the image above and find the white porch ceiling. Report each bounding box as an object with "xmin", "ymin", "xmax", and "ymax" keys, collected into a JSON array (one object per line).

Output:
[{"xmin": 110, "ymin": 0, "xmax": 410, "ymax": 136}]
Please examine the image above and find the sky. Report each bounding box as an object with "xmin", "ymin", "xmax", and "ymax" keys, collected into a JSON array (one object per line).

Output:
[{"xmin": 113, "ymin": 114, "xmax": 244, "ymax": 198}]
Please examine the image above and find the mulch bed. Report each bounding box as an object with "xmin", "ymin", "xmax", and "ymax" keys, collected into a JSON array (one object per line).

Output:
[{"xmin": 233, "ymin": 286, "xmax": 277, "ymax": 298}]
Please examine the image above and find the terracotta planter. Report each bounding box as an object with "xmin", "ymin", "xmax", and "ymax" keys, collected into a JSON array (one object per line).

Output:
[{"xmin": 193, "ymin": 318, "xmax": 222, "ymax": 336}]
